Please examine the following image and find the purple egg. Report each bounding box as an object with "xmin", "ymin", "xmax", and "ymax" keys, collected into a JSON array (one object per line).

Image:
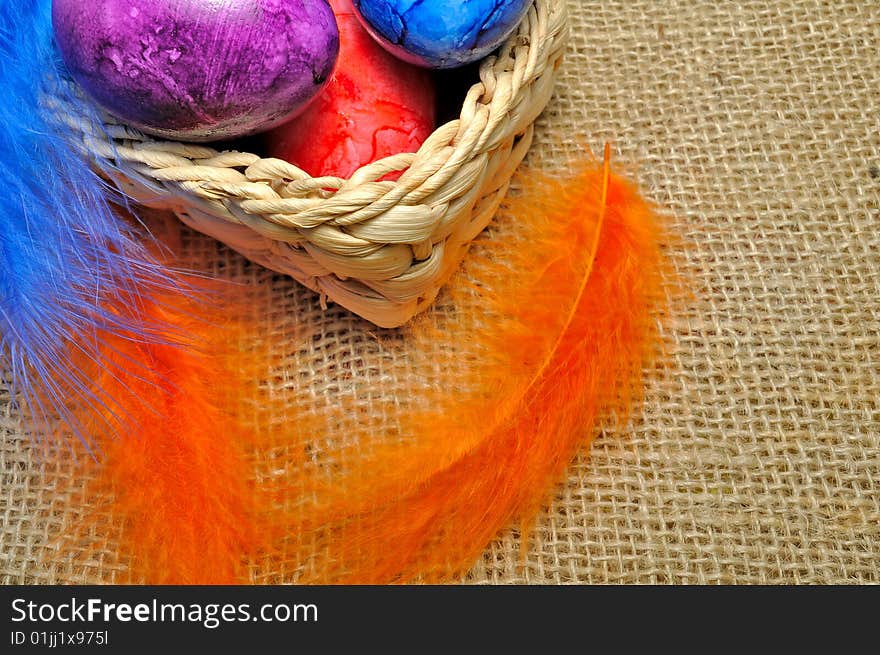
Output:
[{"xmin": 52, "ymin": 0, "xmax": 340, "ymax": 142}]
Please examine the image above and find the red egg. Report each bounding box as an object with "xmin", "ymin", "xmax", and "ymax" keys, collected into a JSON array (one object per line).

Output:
[{"xmin": 265, "ymin": 0, "xmax": 436, "ymax": 178}]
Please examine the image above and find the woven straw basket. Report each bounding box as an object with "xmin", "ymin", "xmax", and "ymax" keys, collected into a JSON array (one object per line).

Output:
[{"xmin": 55, "ymin": 0, "xmax": 568, "ymax": 328}]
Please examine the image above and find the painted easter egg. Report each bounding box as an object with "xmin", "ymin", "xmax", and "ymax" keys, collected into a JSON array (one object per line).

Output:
[
  {"xmin": 266, "ymin": 0, "xmax": 435, "ymax": 178},
  {"xmin": 351, "ymin": 0, "xmax": 530, "ymax": 69},
  {"xmin": 52, "ymin": 0, "xmax": 340, "ymax": 142}
]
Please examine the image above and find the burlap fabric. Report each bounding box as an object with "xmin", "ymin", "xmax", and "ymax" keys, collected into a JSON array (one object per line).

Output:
[{"xmin": 2, "ymin": 0, "xmax": 878, "ymax": 584}]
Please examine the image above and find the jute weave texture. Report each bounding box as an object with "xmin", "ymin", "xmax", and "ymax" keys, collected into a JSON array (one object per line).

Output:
[{"xmin": 2, "ymin": 0, "xmax": 878, "ymax": 584}]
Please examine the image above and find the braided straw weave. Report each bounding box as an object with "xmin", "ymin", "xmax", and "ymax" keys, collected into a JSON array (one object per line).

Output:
[{"xmin": 50, "ymin": 0, "xmax": 568, "ymax": 328}]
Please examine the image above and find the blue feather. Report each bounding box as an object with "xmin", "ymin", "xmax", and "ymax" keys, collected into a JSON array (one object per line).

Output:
[{"xmin": 0, "ymin": 0, "xmax": 186, "ymax": 451}]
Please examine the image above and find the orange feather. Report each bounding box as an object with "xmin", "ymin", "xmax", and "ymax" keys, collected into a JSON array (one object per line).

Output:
[
  {"xmin": 58, "ymin": 226, "xmax": 266, "ymax": 584},
  {"xmin": 47, "ymin": 149, "xmax": 670, "ymax": 585},
  {"xmin": 262, "ymin": 146, "xmax": 671, "ymax": 582}
]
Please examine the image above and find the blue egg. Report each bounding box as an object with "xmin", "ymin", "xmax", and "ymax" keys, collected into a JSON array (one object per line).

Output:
[{"xmin": 352, "ymin": 0, "xmax": 531, "ymax": 69}]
